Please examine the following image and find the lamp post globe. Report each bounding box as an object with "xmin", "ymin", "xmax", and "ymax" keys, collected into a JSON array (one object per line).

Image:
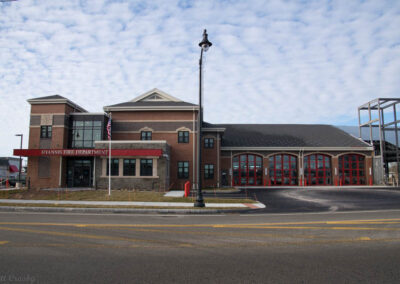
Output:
[
  {"xmin": 195, "ymin": 29, "xmax": 212, "ymax": 208},
  {"xmin": 199, "ymin": 29, "xmax": 212, "ymax": 51}
]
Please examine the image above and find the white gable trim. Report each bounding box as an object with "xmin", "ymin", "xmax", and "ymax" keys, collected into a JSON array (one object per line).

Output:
[{"xmin": 131, "ymin": 88, "xmax": 182, "ymax": 102}]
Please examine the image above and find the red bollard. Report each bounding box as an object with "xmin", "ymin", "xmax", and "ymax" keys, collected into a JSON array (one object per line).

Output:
[
  {"xmin": 268, "ymin": 179, "xmax": 271, "ymax": 186},
  {"xmin": 263, "ymin": 178, "xmax": 266, "ymax": 186},
  {"xmin": 6, "ymin": 179, "xmax": 9, "ymax": 188},
  {"xmin": 184, "ymin": 181, "xmax": 191, "ymax": 197},
  {"xmin": 369, "ymin": 177, "xmax": 373, "ymax": 186},
  {"xmin": 339, "ymin": 179, "xmax": 342, "ymax": 186}
]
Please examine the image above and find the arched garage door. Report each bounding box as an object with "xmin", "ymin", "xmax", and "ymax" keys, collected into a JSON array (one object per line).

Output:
[
  {"xmin": 339, "ymin": 154, "xmax": 366, "ymax": 185},
  {"xmin": 269, "ymin": 154, "xmax": 298, "ymax": 185},
  {"xmin": 232, "ymin": 154, "xmax": 263, "ymax": 186},
  {"xmin": 304, "ymin": 154, "xmax": 332, "ymax": 185}
]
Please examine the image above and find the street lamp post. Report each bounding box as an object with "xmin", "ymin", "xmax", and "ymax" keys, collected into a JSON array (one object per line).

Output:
[
  {"xmin": 195, "ymin": 29, "xmax": 212, "ymax": 208},
  {"xmin": 15, "ymin": 134, "xmax": 23, "ymax": 184}
]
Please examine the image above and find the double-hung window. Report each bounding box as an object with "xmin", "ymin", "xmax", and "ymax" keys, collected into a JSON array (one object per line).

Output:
[
  {"xmin": 178, "ymin": 131, "xmax": 189, "ymax": 143},
  {"xmin": 123, "ymin": 159, "xmax": 136, "ymax": 176},
  {"xmin": 204, "ymin": 138, "xmax": 214, "ymax": 148},
  {"xmin": 204, "ymin": 164, "xmax": 214, "ymax": 179},
  {"xmin": 141, "ymin": 131, "xmax": 152, "ymax": 141},
  {"xmin": 140, "ymin": 159, "xmax": 153, "ymax": 176},
  {"xmin": 40, "ymin": 126, "xmax": 52, "ymax": 138},
  {"xmin": 106, "ymin": 158, "xmax": 119, "ymax": 176},
  {"xmin": 178, "ymin": 161, "xmax": 189, "ymax": 179}
]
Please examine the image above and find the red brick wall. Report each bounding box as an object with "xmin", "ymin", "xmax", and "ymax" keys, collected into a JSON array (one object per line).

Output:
[
  {"xmin": 28, "ymin": 103, "xmax": 70, "ymax": 189},
  {"xmin": 111, "ymin": 111, "xmax": 195, "ymax": 121},
  {"xmin": 112, "ymin": 110, "xmax": 198, "ymax": 190}
]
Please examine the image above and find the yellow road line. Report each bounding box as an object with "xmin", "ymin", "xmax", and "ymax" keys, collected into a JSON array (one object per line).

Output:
[
  {"xmin": 0, "ymin": 218, "xmax": 399, "ymax": 229},
  {"xmin": 212, "ymin": 225, "xmax": 400, "ymax": 231},
  {"xmin": 0, "ymin": 241, "xmax": 9, "ymax": 245},
  {"xmin": 0, "ymin": 226, "xmax": 192, "ymax": 247},
  {"xmin": 118, "ymin": 227, "xmax": 319, "ymax": 239}
]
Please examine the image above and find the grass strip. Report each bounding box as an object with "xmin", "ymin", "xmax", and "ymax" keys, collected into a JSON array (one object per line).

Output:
[
  {"xmin": 0, "ymin": 189, "xmax": 255, "ymax": 204},
  {"xmin": 0, "ymin": 203, "xmax": 249, "ymax": 210}
]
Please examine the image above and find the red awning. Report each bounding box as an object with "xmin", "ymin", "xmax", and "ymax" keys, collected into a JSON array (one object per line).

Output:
[
  {"xmin": 9, "ymin": 165, "xmax": 19, "ymax": 173},
  {"xmin": 13, "ymin": 149, "xmax": 163, "ymax": 157}
]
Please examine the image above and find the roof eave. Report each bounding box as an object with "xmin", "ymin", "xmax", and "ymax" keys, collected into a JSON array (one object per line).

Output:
[
  {"xmin": 103, "ymin": 106, "xmax": 199, "ymax": 112},
  {"xmin": 202, "ymin": 127, "xmax": 226, "ymax": 132},
  {"xmin": 27, "ymin": 98, "xmax": 87, "ymax": 113},
  {"xmin": 220, "ymin": 146, "xmax": 374, "ymax": 151}
]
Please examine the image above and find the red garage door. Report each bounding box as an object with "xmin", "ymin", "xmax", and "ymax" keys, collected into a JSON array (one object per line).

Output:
[
  {"xmin": 232, "ymin": 154, "xmax": 263, "ymax": 186},
  {"xmin": 304, "ymin": 154, "xmax": 332, "ymax": 185},
  {"xmin": 269, "ymin": 154, "xmax": 298, "ymax": 185},
  {"xmin": 339, "ymin": 154, "xmax": 366, "ymax": 185}
]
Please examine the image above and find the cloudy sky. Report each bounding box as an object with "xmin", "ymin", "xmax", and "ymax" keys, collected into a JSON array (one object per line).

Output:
[{"xmin": 0, "ymin": 0, "xmax": 399, "ymax": 157}]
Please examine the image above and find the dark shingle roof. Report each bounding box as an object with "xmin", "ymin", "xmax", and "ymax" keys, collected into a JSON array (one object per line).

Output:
[
  {"xmin": 106, "ymin": 101, "xmax": 197, "ymax": 108},
  {"xmin": 207, "ymin": 124, "xmax": 369, "ymax": 148},
  {"xmin": 29, "ymin": 95, "xmax": 66, "ymax": 100}
]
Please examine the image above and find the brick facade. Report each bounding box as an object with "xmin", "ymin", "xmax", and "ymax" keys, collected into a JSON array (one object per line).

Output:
[{"xmin": 21, "ymin": 90, "xmax": 375, "ymax": 190}]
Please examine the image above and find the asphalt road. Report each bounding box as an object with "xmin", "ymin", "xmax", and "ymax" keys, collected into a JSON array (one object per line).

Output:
[
  {"xmin": 1, "ymin": 210, "xmax": 400, "ymax": 283},
  {"xmin": 207, "ymin": 186, "xmax": 400, "ymax": 213}
]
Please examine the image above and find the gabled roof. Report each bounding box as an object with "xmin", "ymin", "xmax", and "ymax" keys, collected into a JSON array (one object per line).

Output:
[
  {"xmin": 28, "ymin": 94, "xmax": 66, "ymax": 100},
  {"xmin": 131, "ymin": 88, "xmax": 182, "ymax": 102},
  {"xmin": 209, "ymin": 124, "xmax": 372, "ymax": 149},
  {"xmin": 104, "ymin": 88, "xmax": 198, "ymax": 111},
  {"xmin": 28, "ymin": 94, "xmax": 87, "ymax": 112}
]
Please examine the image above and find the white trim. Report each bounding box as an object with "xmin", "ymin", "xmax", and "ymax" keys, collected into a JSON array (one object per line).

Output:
[
  {"xmin": 221, "ymin": 146, "xmax": 374, "ymax": 151},
  {"xmin": 112, "ymin": 130, "xmax": 194, "ymax": 134},
  {"xmin": 202, "ymin": 128, "xmax": 226, "ymax": 132},
  {"xmin": 176, "ymin": 126, "xmax": 192, "ymax": 132},
  {"xmin": 100, "ymin": 157, "xmax": 159, "ymax": 178},
  {"xmin": 59, "ymin": 157, "xmax": 62, "ymax": 186},
  {"xmin": 131, "ymin": 88, "xmax": 182, "ymax": 102},
  {"xmin": 95, "ymin": 140, "xmax": 167, "ymax": 144},
  {"xmin": 103, "ymin": 106, "xmax": 199, "ymax": 111},
  {"xmin": 30, "ymin": 113, "xmax": 67, "ymax": 115},
  {"xmin": 100, "ymin": 175, "xmax": 159, "ymax": 179},
  {"xmin": 28, "ymin": 98, "xmax": 87, "ymax": 113},
  {"xmin": 138, "ymin": 127, "xmax": 154, "ymax": 133},
  {"xmin": 30, "ymin": 125, "xmax": 67, "ymax": 128},
  {"xmin": 112, "ymin": 120, "xmax": 195, "ymax": 122},
  {"xmin": 70, "ymin": 112, "xmax": 105, "ymax": 116}
]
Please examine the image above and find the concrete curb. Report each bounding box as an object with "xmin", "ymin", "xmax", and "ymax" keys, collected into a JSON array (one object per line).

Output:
[{"xmin": 0, "ymin": 205, "xmax": 259, "ymax": 214}]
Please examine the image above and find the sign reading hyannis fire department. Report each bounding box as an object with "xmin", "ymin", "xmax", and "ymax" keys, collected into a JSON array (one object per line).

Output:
[{"xmin": 13, "ymin": 149, "xmax": 162, "ymax": 157}]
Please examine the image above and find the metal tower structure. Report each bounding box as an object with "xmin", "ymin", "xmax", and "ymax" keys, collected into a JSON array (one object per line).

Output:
[{"xmin": 358, "ymin": 98, "xmax": 400, "ymax": 185}]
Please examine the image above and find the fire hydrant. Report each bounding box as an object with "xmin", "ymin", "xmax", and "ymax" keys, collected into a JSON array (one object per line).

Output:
[{"xmin": 184, "ymin": 181, "xmax": 191, "ymax": 197}]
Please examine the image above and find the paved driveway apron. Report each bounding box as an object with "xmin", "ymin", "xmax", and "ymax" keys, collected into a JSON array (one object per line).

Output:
[{"xmin": 218, "ymin": 187, "xmax": 400, "ymax": 213}]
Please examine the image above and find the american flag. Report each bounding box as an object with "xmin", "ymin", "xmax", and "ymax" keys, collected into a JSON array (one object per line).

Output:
[{"xmin": 107, "ymin": 118, "xmax": 111, "ymax": 140}]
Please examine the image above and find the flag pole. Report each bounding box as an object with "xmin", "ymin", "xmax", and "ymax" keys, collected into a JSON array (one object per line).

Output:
[{"xmin": 108, "ymin": 113, "xmax": 112, "ymax": 196}]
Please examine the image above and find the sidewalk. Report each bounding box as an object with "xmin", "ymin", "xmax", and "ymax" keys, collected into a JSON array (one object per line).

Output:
[{"xmin": 0, "ymin": 198, "xmax": 265, "ymax": 209}]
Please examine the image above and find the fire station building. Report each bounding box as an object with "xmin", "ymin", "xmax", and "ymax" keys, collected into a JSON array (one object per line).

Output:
[{"xmin": 14, "ymin": 88, "xmax": 375, "ymax": 190}]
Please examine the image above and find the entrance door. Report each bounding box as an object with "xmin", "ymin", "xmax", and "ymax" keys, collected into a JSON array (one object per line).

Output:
[
  {"xmin": 67, "ymin": 158, "xmax": 93, "ymax": 187},
  {"xmin": 73, "ymin": 165, "xmax": 91, "ymax": 187}
]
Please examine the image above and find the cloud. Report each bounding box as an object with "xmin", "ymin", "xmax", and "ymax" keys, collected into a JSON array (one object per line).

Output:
[{"xmin": 0, "ymin": 0, "xmax": 399, "ymax": 156}]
